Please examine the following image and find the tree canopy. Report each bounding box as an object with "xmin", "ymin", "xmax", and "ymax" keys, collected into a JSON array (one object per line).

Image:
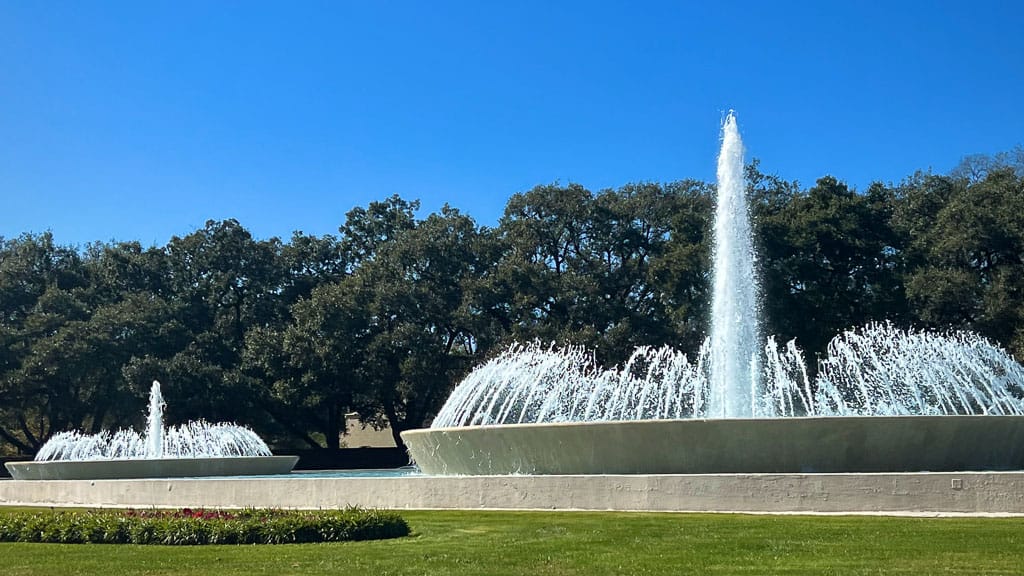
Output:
[{"xmin": 2, "ymin": 152, "xmax": 1022, "ymax": 454}]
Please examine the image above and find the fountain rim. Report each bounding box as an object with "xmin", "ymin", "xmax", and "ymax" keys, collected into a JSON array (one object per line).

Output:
[
  {"xmin": 27, "ymin": 454, "xmax": 292, "ymax": 464},
  {"xmin": 415, "ymin": 413, "xmax": 1024, "ymax": 433},
  {"xmin": 402, "ymin": 415, "xmax": 1024, "ymax": 475},
  {"xmin": 4, "ymin": 455, "xmax": 300, "ymax": 481}
]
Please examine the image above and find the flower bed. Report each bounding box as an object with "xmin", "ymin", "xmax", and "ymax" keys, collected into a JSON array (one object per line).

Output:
[{"xmin": 0, "ymin": 507, "xmax": 409, "ymax": 545}]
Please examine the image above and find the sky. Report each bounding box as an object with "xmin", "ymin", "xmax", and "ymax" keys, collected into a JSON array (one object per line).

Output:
[{"xmin": 2, "ymin": 1, "xmax": 1022, "ymax": 247}]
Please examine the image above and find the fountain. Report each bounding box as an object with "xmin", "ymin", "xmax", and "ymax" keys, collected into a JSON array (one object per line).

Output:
[
  {"xmin": 709, "ymin": 112, "xmax": 761, "ymax": 418},
  {"xmin": 3, "ymin": 112, "xmax": 1024, "ymax": 515},
  {"xmin": 402, "ymin": 112, "xmax": 1024, "ymax": 475},
  {"xmin": 4, "ymin": 381, "xmax": 298, "ymax": 480}
]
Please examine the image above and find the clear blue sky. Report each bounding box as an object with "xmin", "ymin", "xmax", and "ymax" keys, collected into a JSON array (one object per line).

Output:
[{"xmin": 2, "ymin": 1, "xmax": 1022, "ymax": 247}]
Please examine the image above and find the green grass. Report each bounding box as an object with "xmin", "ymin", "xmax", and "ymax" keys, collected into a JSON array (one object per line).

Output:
[{"xmin": 1, "ymin": 509, "xmax": 1022, "ymax": 575}]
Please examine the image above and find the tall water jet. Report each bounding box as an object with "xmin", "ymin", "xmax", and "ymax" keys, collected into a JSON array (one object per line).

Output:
[
  {"xmin": 708, "ymin": 111, "xmax": 761, "ymax": 417},
  {"xmin": 145, "ymin": 381, "xmax": 164, "ymax": 459}
]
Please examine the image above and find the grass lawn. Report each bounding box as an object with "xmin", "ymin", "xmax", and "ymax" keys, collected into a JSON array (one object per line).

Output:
[{"xmin": 1, "ymin": 509, "xmax": 1022, "ymax": 575}]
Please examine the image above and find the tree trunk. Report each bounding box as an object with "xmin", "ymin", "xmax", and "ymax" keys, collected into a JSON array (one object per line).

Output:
[
  {"xmin": 0, "ymin": 426, "xmax": 34, "ymax": 455},
  {"xmin": 262, "ymin": 404, "xmax": 326, "ymax": 449},
  {"xmin": 383, "ymin": 402, "xmax": 408, "ymax": 452},
  {"xmin": 326, "ymin": 405, "xmax": 341, "ymax": 450}
]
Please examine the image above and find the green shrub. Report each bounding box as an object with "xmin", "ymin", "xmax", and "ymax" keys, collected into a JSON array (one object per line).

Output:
[{"xmin": 0, "ymin": 507, "xmax": 409, "ymax": 545}]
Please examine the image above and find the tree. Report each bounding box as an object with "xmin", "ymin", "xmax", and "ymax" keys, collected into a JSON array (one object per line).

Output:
[
  {"xmin": 757, "ymin": 176, "xmax": 905, "ymax": 359},
  {"xmin": 899, "ymin": 169, "xmax": 1024, "ymax": 357},
  {"xmin": 488, "ymin": 183, "xmax": 597, "ymax": 346},
  {"xmin": 279, "ymin": 231, "xmax": 347, "ymax": 305},
  {"xmin": 158, "ymin": 219, "xmax": 283, "ymax": 426},
  {"xmin": 9, "ymin": 294, "xmax": 183, "ymax": 444},
  {"xmin": 950, "ymin": 146, "xmax": 1024, "ymax": 183},
  {"xmin": 0, "ymin": 233, "xmax": 88, "ymax": 453},
  {"xmin": 338, "ymin": 194, "xmax": 419, "ymax": 267},
  {"xmin": 0, "ymin": 236, "xmax": 186, "ymax": 453},
  {"xmin": 240, "ymin": 278, "xmax": 374, "ymax": 450},
  {"xmin": 484, "ymin": 180, "xmax": 718, "ymax": 362},
  {"xmin": 355, "ymin": 206, "xmax": 491, "ymax": 444},
  {"xmin": 647, "ymin": 180, "xmax": 715, "ymax": 355}
]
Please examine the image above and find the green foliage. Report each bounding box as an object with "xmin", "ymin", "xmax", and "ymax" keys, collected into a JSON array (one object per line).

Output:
[
  {"xmin": 0, "ymin": 507, "xmax": 409, "ymax": 545},
  {"xmin": 490, "ymin": 181, "xmax": 708, "ymax": 363},
  {"xmin": 758, "ymin": 176, "xmax": 906, "ymax": 357},
  {"xmin": 2, "ymin": 150, "xmax": 1024, "ymax": 453},
  {"xmin": 897, "ymin": 168, "xmax": 1024, "ymax": 357}
]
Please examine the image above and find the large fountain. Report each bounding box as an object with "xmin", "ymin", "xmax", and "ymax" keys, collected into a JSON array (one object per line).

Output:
[
  {"xmin": 4, "ymin": 381, "xmax": 298, "ymax": 480},
  {"xmin": 402, "ymin": 112, "xmax": 1024, "ymax": 475}
]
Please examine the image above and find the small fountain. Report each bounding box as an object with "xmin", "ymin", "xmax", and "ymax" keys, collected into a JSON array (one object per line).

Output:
[
  {"xmin": 5, "ymin": 381, "xmax": 298, "ymax": 480},
  {"xmin": 402, "ymin": 112, "xmax": 1024, "ymax": 475}
]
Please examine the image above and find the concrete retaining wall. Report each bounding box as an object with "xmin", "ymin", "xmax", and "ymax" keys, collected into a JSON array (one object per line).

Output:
[{"xmin": 3, "ymin": 472, "xmax": 1024, "ymax": 515}]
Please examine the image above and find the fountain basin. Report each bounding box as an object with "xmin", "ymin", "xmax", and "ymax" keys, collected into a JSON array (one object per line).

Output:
[
  {"xmin": 4, "ymin": 455, "xmax": 299, "ymax": 480},
  {"xmin": 402, "ymin": 416, "xmax": 1024, "ymax": 475}
]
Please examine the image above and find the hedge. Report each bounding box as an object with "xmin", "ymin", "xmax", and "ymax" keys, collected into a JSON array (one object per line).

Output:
[{"xmin": 0, "ymin": 507, "xmax": 409, "ymax": 545}]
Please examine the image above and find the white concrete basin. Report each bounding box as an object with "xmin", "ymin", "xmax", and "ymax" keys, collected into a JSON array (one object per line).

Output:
[{"xmin": 402, "ymin": 416, "xmax": 1024, "ymax": 475}]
